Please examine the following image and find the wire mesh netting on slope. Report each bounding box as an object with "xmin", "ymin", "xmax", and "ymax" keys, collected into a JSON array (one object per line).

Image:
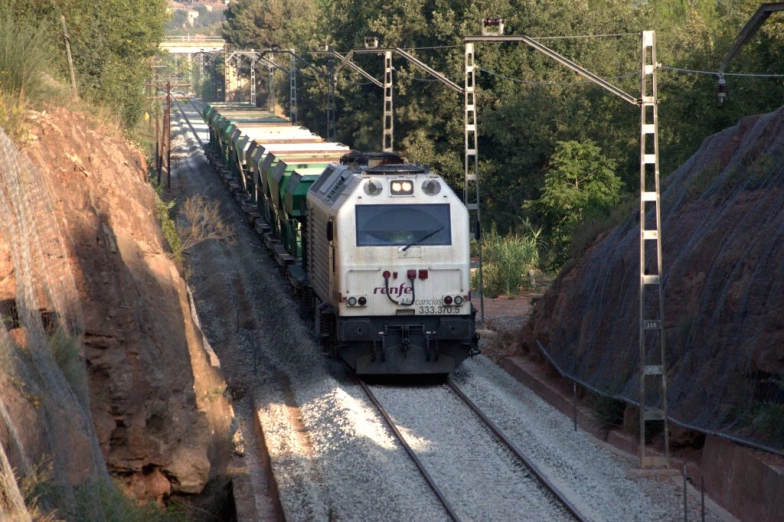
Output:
[
  {"xmin": 0, "ymin": 126, "xmax": 116, "ymax": 520},
  {"xmin": 525, "ymin": 106, "xmax": 784, "ymax": 452}
]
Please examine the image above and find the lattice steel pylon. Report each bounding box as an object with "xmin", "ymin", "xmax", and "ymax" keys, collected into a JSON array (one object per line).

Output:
[
  {"xmin": 250, "ymin": 58, "xmax": 257, "ymax": 106},
  {"xmin": 382, "ymin": 51, "xmax": 394, "ymax": 152},
  {"xmin": 268, "ymin": 64, "xmax": 275, "ymax": 114},
  {"xmin": 224, "ymin": 54, "xmax": 230, "ymax": 102},
  {"xmin": 638, "ymin": 30, "xmax": 669, "ymax": 469},
  {"xmin": 327, "ymin": 50, "xmax": 336, "ymax": 141},
  {"xmin": 187, "ymin": 54, "xmax": 192, "ymax": 94},
  {"xmin": 464, "ymin": 43, "xmax": 484, "ymax": 323},
  {"xmin": 290, "ymin": 51, "xmax": 298, "ymax": 124},
  {"xmin": 199, "ymin": 53, "xmax": 204, "ymax": 83}
]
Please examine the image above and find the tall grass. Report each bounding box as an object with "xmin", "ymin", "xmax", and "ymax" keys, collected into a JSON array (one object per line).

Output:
[
  {"xmin": 0, "ymin": 3, "xmax": 60, "ymax": 140},
  {"xmin": 0, "ymin": 4, "xmax": 55, "ymax": 104},
  {"xmin": 474, "ymin": 222, "xmax": 542, "ymax": 298}
]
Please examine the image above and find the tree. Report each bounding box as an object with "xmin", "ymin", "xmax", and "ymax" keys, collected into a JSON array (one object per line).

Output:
[
  {"xmin": 221, "ymin": 0, "xmax": 320, "ymax": 49},
  {"xmin": 4, "ymin": 0, "xmax": 168, "ymax": 128},
  {"xmin": 528, "ymin": 140, "xmax": 622, "ymax": 265},
  {"xmin": 219, "ymin": 0, "xmax": 784, "ymax": 272}
]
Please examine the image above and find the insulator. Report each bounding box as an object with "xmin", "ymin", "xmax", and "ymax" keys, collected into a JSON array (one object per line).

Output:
[
  {"xmin": 483, "ymin": 18, "xmax": 505, "ymax": 26},
  {"xmin": 717, "ymin": 77, "xmax": 728, "ymax": 104},
  {"xmin": 481, "ymin": 17, "xmax": 505, "ymax": 36}
]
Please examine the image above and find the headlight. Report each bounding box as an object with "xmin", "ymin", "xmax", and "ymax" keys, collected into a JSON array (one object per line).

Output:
[{"xmin": 390, "ymin": 179, "xmax": 414, "ymax": 195}]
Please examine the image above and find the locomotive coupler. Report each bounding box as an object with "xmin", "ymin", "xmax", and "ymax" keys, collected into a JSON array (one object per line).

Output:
[
  {"xmin": 401, "ymin": 325, "xmax": 410, "ymax": 358},
  {"xmin": 425, "ymin": 332, "xmax": 439, "ymax": 361},
  {"xmin": 372, "ymin": 337, "xmax": 386, "ymax": 362}
]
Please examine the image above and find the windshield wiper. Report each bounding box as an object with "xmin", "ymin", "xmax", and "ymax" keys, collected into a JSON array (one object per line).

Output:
[{"xmin": 402, "ymin": 226, "xmax": 445, "ymax": 251}]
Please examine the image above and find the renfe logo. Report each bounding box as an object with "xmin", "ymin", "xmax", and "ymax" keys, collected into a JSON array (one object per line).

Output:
[{"xmin": 373, "ymin": 284, "xmax": 413, "ymax": 295}]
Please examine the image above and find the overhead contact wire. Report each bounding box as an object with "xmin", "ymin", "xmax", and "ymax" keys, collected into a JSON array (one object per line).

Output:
[
  {"xmin": 532, "ymin": 32, "xmax": 639, "ymax": 40},
  {"xmin": 479, "ymin": 67, "xmax": 638, "ymax": 85},
  {"xmin": 661, "ymin": 65, "xmax": 784, "ymax": 78}
]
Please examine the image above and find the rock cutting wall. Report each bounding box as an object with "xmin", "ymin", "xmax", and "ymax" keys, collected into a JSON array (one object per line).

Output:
[
  {"xmin": 4, "ymin": 108, "xmax": 233, "ymax": 501},
  {"xmin": 520, "ymin": 106, "xmax": 784, "ymax": 448}
]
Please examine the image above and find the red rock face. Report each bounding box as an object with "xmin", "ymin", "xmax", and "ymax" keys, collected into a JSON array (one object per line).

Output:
[
  {"xmin": 8, "ymin": 108, "xmax": 233, "ymax": 501},
  {"xmin": 520, "ymin": 107, "xmax": 784, "ymax": 446}
]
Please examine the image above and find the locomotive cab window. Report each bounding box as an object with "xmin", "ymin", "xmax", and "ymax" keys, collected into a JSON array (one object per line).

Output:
[{"xmin": 355, "ymin": 204, "xmax": 451, "ymax": 247}]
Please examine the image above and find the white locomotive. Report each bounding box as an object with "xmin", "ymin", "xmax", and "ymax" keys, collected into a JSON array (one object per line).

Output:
[{"xmin": 306, "ymin": 163, "xmax": 479, "ymax": 374}]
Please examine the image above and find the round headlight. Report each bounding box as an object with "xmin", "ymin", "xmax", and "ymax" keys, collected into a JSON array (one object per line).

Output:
[
  {"xmin": 364, "ymin": 178, "xmax": 383, "ymax": 196},
  {"xmin": 391, "ymin": 181, "xmax": 402, "ymax": 192},
  {"xmin": 401, "ymin": 181, "xmax": 413, "ymax": 192},
  {"xmin": 444, "ymin": 296, "xmax": 453, "ymax": 305},
  {"xmin": 422, "ymin": 179, "xmax": 441, "ymax": 195},
  {"xmin": 348, "ymin": 297, "xmax": 357, "ymax": 306},
  {"xmin": 454, "ymin": 295, "xmax": 464, "ymax": 305}
]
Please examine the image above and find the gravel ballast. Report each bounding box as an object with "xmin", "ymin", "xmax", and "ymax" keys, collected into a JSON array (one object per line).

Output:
[
  {"xmin": 371, "ymin": 384, "xmax": 575, "ymax": 521},
  {"xmin": 452, "ymin": 356, "xmax": 731, "ymax": 522},
  {"xmin": 171, "ymin": 102, "xmax": 450, "ymax": 521},
  {"xmin": 171, "ymin": 100, "xmax": 735, "ymax": 522}
]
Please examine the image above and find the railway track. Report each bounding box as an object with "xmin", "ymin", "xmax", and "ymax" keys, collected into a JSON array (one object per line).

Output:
[
  {"xmin": 445, "ymin": 379, "xmax": 588, "ymax": 521},
  {"xmin": 172, "ymin": 97, "xmax": 205, "ymax": 146},
  {"xmin": 357, "ymin": 376, "xmax": 589, "ymax": 522},
  {"xmin": 355, "ymin": 378, "xmax": 463, "ymax": 521},
  {"xmin": 175, "ymin": 99, "xmax": 586, "ymax": 521}
]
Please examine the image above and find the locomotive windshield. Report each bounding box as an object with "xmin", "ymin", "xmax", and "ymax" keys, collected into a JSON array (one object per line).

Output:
[{"xmin": 355, "ymin": 204, "xmax": 451, "ymax": 247}]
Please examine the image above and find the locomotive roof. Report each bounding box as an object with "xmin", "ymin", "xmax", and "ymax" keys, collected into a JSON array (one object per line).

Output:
[
  {"xmin": 340, "ymin": 151, "xmax": 405, "ymax": 167},
  {"xmin": 363, "ymin": 163, "xmax": 429, "ymax": 175}
]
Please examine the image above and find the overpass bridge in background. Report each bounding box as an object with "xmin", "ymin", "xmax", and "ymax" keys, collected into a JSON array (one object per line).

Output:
[{"xmin": 160, "ymin": 36, "xmax": 225, "ymax": 55}]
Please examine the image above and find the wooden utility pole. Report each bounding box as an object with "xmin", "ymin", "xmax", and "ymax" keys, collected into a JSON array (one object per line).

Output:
[
  {"xmin": 60, "ymin": 15, "xmax": 78, "ymax": 98},
  {"xmin": 155, "ymin": 75, "xmax": 162, "ymax": 185},
  {"xmin": 166, "ymin": 81, "xmax": 172, "ymax": 189}
]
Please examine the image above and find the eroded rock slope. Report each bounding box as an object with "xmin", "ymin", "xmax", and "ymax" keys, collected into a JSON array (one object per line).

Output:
[
  {"xmin": 1, "ymin": 107, "xmax": 232, "ymax": 502},
  {"xmin": 520, "ymin": 106, "xmax": 784, "ymax": 447}
]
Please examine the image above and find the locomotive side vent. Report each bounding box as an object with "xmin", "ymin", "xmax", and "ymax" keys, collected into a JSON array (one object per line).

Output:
[{"xmin": 325, "ymin": 171, "xmax": 352, "ymax": 201}]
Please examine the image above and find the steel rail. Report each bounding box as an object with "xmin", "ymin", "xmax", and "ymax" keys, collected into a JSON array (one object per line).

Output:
[
  {"xmin": 446, "ymin": 379, "xmax": 589, "ymax": 522},
  {"xmin": 172, "ymin": 98, "xmax": 204, "ymax": 147},
  {"xmin": 355, "ymin": 378, "xmax": 462, "ymax": 522}
]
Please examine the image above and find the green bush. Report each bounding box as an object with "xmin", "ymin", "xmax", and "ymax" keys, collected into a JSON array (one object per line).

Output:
[
  {"xmin": 591, "ymin": 393, "xmax": 626, "ymax": 432},
  {"xmin": 755, "ymin": 403, "xmax": 784, "ymax": 448},
  {"xmin": 753, "ymin": 376, "xmax": 784, "ymax": 449},
  {"xmin": 525, "ymin": 140, "xmax": 623, "ymax": 270},
  {"xmin": 567, "ymin": 195, "xmax": 636, "ymax": 263},
  {"xmin": 73, "ymin": 478, "xmax": 189, "ymax": 522},
  {"xmin": 155, "ymin": 192, "xmax": 183, "ymax": 263},
  {"xmin": 4, "ymin": 0, "xmax": 168, "ymax": 130},
  {"xmin": 48, "ymin": 329, "xmax": 90, "ymax": 407},
  {"xmin": 474, "ymin": 222, "xmax": 541, "ymax": 298}
]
